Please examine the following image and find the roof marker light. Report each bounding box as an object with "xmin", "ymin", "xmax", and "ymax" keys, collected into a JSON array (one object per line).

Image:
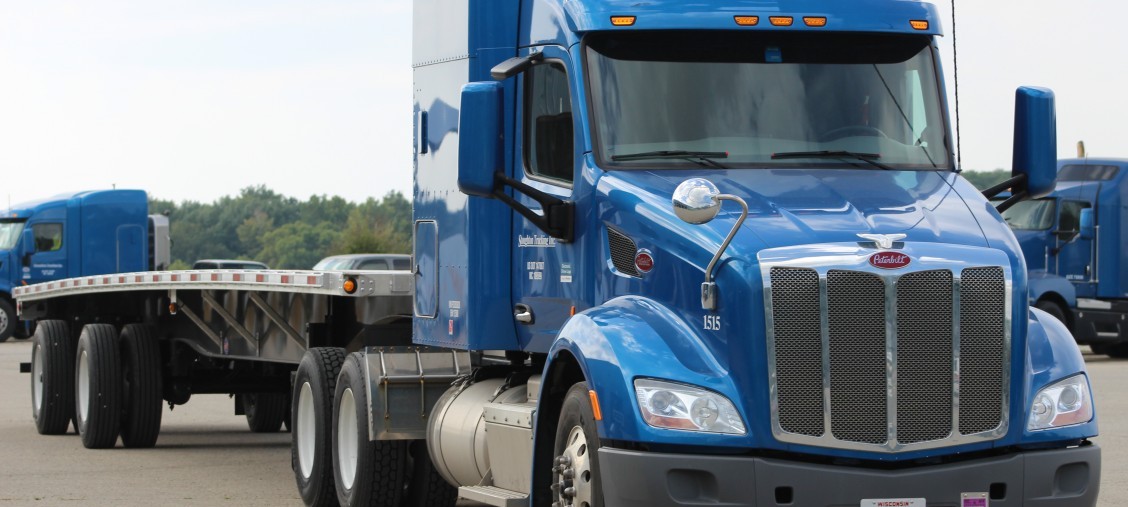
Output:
[
  {"xmin": 769, "ymin": 16, "xmax": 793, "ymax": 26},
  {"xmin": 910, "ymin": 20, "xmax": 929, "ymax": 30},
  {"xmin": 734, "ymin": 15, "xmax": 759, "ymax": 26},
  {"xmin": 803, "ymin": 17, "xmax": 827, "ymax": 27},
  {"xmin": 610, "ymin": 16, "xmax": 636, "ymax": 26}
]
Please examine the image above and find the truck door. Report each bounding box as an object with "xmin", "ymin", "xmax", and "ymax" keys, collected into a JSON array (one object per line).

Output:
[
  {"xmin": 25, "ymin": 222, "xmax": 68, "ymax": 286},
  {"xmin": 1055, "ymin": 200, "xmax": 1095, "ymax": 297},
  {"xmin": 511, "ymin": 45, "xmax": 583, "ymax": 352}
]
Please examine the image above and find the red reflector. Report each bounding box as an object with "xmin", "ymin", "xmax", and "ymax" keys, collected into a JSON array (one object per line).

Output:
[
  {"xmin": 135, "ymin": 276, "xmax": 143, "ymax": 283},
  {"xmin": 152, "ymin": 275, "xmax": 161, "ymax": 282},
  {"xmin": 211, "ymin": 273, "xmax": 219, "ymax": 281},
  {"xmin": 233, "ymin": 274, "xmax": 242, "ymax": 282},
  {"xmin": 171, "ymin": 274, "xmax": 180, "ymax": 282},
  {"xmin": 307, "ymin": 276, "xmax": 318, "ymax": 285},
  {"xmin": 282, "ymin": 275, "xmax": 291, "ymax": 284},
  {"xmin": 190, "ymin": 273, "xmax": 199, "ymax": 281}
]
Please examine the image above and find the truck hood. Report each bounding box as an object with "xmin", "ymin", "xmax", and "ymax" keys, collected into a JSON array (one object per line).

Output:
[{"xmin": 602, "ymin": 168, "xmax": 989, "ymax": 253}]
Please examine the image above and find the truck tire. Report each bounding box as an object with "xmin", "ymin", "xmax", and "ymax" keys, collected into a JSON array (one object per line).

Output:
[
  {"xmin": 1035, "ymin": 300, "xmax": 1068, "ymax": 327},
  {"xmin": 333, "ymin": 352, "xmax": 408, "ymax": 507},
  {"xmin": 119, "ymin": 324, "xmax": 163, "ymax": 448},
  {"xmin": 31, "ymin": 320, "xmax": 75, "ymax": 435},
  {"xmin": 551, "ymin": 382, "xmax": 605, "ymax": 507},
  {"xmin": 293, "ymin": 347, "xmax": 346, "ymax": 507},
  {"xmin": 243, "ymin": 393, "xmax": 287, "ymax": 433},
  {"xmin": 75, "ymin": 324, "xmax": 123, "ymax": 449},
  {"xmin": 0, "ymin": 298, "xmax": 15, "ymax": 342},
  {"xmin": 404, "ymin": 440, "xmax": 457, "ymax": 507}
]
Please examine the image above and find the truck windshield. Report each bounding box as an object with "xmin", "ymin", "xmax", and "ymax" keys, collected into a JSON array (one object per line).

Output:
[
  {"xmin": 585, "ymin": 32, "xmax": 950, "ymax": 170},
  {"xmin": 992, "ymin": 198, "xmax": 1055, "ymax": 230},
  {"xmin": 0, "ymin": 220, "xmax": 26, "ymax": 250}
]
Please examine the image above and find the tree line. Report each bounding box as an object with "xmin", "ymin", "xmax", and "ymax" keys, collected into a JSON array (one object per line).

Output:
[{"xmin": 152, "ymin": 186, "xmax": 411, "ymax": 270}]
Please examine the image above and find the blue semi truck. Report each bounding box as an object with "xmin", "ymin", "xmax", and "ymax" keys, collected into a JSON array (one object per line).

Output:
[
  {"xmin": 1003, "ymin": 158, "xmax": 1128, "ymax": 358},
  {"xmin": 0, "ymin": 190, "xmax": 169, "ymax": 342},
  {"xmin": 15, "ymin": 0, "xmax": 1100, "ymax": 506}
]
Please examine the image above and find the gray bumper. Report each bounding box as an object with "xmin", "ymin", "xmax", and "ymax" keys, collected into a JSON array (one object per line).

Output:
[{"xmin": 599, "ymin": 444, "xmax": 1099, "ymax": 507}]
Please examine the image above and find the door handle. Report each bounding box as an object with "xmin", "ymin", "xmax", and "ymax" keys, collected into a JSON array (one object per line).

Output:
[{"xmin": 515, "ymin": 304, "xmax": 534, "ymax": 324}]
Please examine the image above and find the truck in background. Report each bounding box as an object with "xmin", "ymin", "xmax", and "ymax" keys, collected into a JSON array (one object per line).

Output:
[
  {"xmin": 15, "ymin": 1, "xmax": 1100, "ymax": 506},
  {"xmin": 0, "ymin": 190, "xmax": 169, "ymax": 341},
  {"xmin": 1003, "ymin": 158, "xmax": 1128, "ymax": 357}
]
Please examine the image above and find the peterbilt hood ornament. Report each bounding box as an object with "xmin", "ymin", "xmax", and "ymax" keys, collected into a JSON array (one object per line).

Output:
[{"xmin": 857, "ymin": 233, "xmax": 907, "ymax": 250}]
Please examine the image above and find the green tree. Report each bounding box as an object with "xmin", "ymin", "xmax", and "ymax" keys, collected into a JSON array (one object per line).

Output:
[
  {"xmin": 961, "ymin": 169, "xmax": 1011, "ymax": 191},
  {"xmin": 258, "ymin": 222, "xmax": 342, "ymax": 269}
]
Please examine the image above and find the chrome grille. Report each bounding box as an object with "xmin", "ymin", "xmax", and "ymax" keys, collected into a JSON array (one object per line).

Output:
[
  {"xmin": 764, "ymin": 246, "xmax": 1010, "ymax": 453},
  {"xmin": 959, "ymin": 267, "xmax": 1006, "ymax": 435},
  {"xmin": 895, "ymin": 270, "xmax": 954, "ymax": 444},
  {"xmin": 827, "ymin": 270, "xmax": 886, "ymax": 444},
  {"xmin": 770, "ymin": 268, "xmax": 823, "ymax": 437}
]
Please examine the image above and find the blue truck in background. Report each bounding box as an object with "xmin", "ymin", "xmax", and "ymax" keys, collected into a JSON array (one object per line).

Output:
[
  {"xmin": 1003, "ymin": 158, "xmax": 1128, "ymax": 358},
  {"xmin": 12, "ymin": 1, "xmax": 1101, "ymax": 506},
  {"xmin": 0, "ymin": 190, "xmax": 169, "ymax": 341}
]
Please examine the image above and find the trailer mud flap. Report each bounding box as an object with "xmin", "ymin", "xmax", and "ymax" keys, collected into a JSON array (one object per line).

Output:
[{"xmin": 363, "ymin": 346, "xmax": 470, "ymax": 440}]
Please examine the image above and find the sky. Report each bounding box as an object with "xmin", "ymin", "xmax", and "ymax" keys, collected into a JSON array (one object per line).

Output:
[{"xmin": 0, "ymin": 0, "xmax": 1123, "ymax": 206}]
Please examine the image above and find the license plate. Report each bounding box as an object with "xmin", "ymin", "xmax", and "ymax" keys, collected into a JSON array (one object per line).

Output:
[{"xmin": 861, "ymin": 499, "xmax": 925, "ymax": 507}]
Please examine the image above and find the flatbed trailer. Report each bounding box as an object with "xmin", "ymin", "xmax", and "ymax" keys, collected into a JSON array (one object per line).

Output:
[{"xmin": 16, "ymin": 268, "xmax": 425, "ymax": 443}]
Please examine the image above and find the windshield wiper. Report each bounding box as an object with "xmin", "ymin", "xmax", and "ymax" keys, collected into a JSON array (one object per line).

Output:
[
  {"xmin": 611, "ymin": 150, "xmax": 728, "ymax": 169},
  {"xmin": 771, "ymin": 150, "xmax": 893, "ymax": 170}
]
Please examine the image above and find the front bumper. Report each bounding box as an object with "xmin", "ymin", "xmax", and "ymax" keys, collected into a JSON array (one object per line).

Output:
[{"xmin": 599, "ymin": 444, "xmax": 1099, "ymax": 506}]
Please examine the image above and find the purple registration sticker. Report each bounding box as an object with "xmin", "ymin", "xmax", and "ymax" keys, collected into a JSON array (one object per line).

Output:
[{"xmin": 961, "ymin": 492, "xmax": 988, "ymax": 507}]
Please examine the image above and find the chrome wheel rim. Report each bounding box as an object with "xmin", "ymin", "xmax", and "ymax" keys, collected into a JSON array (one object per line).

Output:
[
  {"xmin": 553, "ymin": 425, "xmax": 593, "ymax": 507},
  {"xmin": 296, "ymin": 382, "xmax": 316, "ymax": 478},
  {"xmin": 336, "ymin": 387, "xmax": 358, "ymax": 490}
]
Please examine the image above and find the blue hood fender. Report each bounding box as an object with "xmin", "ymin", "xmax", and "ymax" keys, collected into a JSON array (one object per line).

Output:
[
  {"xmin": 1021, "ymin": 308, "xmax": 1099, "ymax": 443},
  {"xmin": 544, "ymin": 295, "xmax": 756, "ymax": 447}
]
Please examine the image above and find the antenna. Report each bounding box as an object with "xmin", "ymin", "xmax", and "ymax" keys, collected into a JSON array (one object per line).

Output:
[{"xmin": 950, "ymin": 0, "xmax": 962, "ymax": 170}]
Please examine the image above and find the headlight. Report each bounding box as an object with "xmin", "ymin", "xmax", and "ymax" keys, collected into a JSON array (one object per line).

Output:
[
  {"xmin": 1028, "ymin": 374, "xmax": 1093, "ymax": 431},
  {"xmin": 634, "ymin": 378, "xmax": 746, "ymax": 435}
]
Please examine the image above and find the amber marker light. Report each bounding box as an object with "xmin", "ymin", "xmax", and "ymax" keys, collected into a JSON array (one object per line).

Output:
[
  {"xmin": 803, "ymin": 17, "xmax": 827, "ymax": 27},
  {"xmin": 910, "ymin": 20, "xmax": 929, "ymax": 30},
  {"xmin": 610, "ymin": 16, "xmax": 636, "ymax": 26},
  {"xmin": 589, "ymin": 390, "xmax": 604, "ymax": 421},
  {"xmin": 769, "ymin": 16, "xmax": 793, "ymax": 26},
  {"xmin": 734, "ymin": 15, "xmax": 759, "ymax": 26},
  {"xmin": 343, "ymin": 277, "xmax": 358, "ymax": 294}
]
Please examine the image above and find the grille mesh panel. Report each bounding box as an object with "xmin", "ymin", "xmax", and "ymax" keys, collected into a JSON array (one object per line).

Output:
[
  {"xmin": 895, "ymin": 270, "xmax": 954, "ymax": 444},
  {"xmin": 769, "ymin": 261, "xmax": 1008, "ymax": 450},
  {"xmin": 827, "ymin": 270, "xmax": 887, "ymax": 444},
  {"xmin": 770, "ymin": 268, "xmax": 824, "ymax": 437},
  {"xmin": 606, "ymin": 227, "xmax": 640, "ymax": 277},
  {"xmin": 959, "ymin": 267, "xmax": 1006, "ymax": 434}
]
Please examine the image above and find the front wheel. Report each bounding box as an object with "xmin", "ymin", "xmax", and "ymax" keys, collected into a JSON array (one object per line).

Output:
[
  {"xmin": 551, "ymin": 382, "xmax": 604, "ymax": 507},
  {"xmin": 0, "ymin": 298, "xmax": 15, "ymax": 342}
]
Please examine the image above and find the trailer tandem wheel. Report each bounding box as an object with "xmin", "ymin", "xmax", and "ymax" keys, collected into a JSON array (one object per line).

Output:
[
  {"xmin": 75, "ymin": 324, "xmax": 123, "ymax": 449},
  {"xmin": 119, "ymin": 324, "xmax": 163, "ymax": 448},
  {"xmin": 293, "ymin": 347, "xmax": 347, "ymax": 507},
  {"xmin": 31, "ymin": 320, "xmax": 75, "ymax": 435},
  {"xmin": 243, "ymin": 393, "xmax": 287, "ymax": 433},
  {"xmin": 333, "ymin": 351, "xmax": 408, "ymax": 507}
]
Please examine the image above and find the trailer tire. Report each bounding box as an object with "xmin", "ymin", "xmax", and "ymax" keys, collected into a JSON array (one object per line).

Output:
[
  {"xmin": 293, "ymin": 347, "xmax": 347, "ymax": 507},
  {"xmin": 405, "ymin": 439, "xmax": 457, "ymax": 507},
  {"xmin": 119, "ymin": 324, "xmax": 163, "ymax": 448},
  {"xmin": 551, "ymin": 382, "xmax": 604, "ymax": 507},
  {"xmin": 75, "ymin": 324, "xmax": 123, "ymax": 449},
  {"xmin": 31, "ymin": 320, "xmax": 75, "ymax": 435},
  {"xmin": 243, "ymin": 393, "xmax": 287, "ymax": 433},
  {"xmin": 0, "ymin": 298, "xmax": 15, "ymax": 342},
  {"xmin": 333, "ymin": 352, "xmax": 408, "ymax": 506}
]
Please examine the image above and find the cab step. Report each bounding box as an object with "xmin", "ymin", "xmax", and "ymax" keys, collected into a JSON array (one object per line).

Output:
[{"xmin": 458, "ymin": 485, "xmax": 528, "ymax": 507}]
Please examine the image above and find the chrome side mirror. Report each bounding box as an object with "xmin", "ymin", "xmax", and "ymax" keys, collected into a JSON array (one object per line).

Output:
[
  {"xmin": 673, "ymin": 178, "xmax": 722, "ymax": 224},
  {"xmin": 671, "ymin": 178, "xmax": 748, "ymax": 310}
]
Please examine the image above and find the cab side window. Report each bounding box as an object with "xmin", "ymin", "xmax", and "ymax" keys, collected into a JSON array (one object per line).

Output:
[
  {"xmin": 525, "ymin": 62, "xmax": 573, "ymax": 184},
  {"xmin": 1059, "ymin": 201, "xmax": 1091, "ymax": 234},
  {"xmin": 33, "ymin": 223, "xmax": 63, "ymax": 252}
]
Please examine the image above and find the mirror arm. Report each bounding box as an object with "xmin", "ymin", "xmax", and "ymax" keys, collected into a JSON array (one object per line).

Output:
[
  {"xmin": 493, "ymin": 173, "xmax": 574, "ymax": 243},
  {"xmin": 491, "ymin": 52, "xmax": 544, "ymax": 81},
  {"xmin": 994, "ymin": 191, "xmax": 1028, "ymax": 214},
  {"xmin": 982, "ymin": 173, "xmax": 1027, "ymax": 200}
]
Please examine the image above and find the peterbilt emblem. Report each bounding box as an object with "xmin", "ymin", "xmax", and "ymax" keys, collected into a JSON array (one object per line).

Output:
[
  {"xmin": 857, "ymin": 233, "xmax": 906, "ymax": 250},
  {"xmin": 870, "ymin": 252, "xmax": 911, "ymax": 269},
  {"xmin": 635, "ymin": 249, "xmax": 654, "ymax": 273}
]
